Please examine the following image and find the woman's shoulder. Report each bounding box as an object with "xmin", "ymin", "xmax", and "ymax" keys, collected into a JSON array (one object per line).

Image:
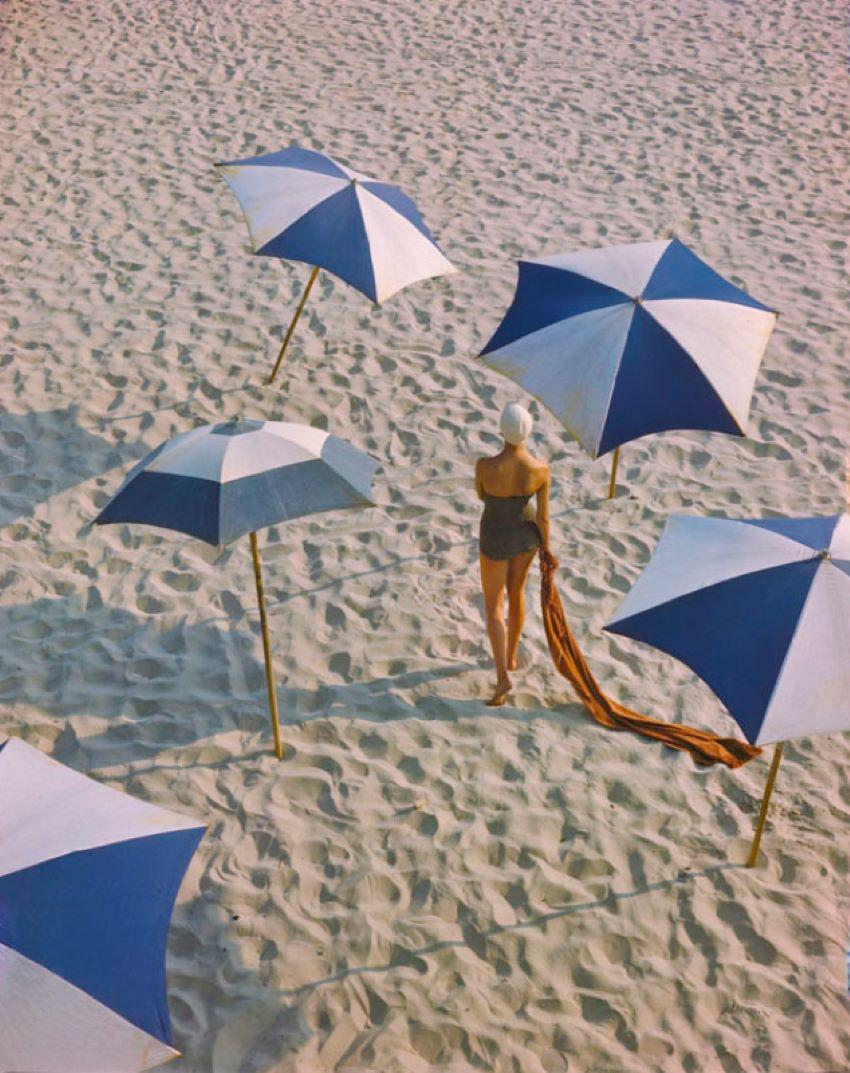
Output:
[{"xmin": 526, "ymin": 453, "xmax": 550, "ymax": 478}]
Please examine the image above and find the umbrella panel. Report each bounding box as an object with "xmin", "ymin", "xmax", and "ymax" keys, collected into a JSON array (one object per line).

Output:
[
  {"xmin": 0, "ymin": 829, "xmax": 203, "ymax": 1044},
  {"xmin": 608, "ymin": 559, "xmax": 820, "ymax": 743}
]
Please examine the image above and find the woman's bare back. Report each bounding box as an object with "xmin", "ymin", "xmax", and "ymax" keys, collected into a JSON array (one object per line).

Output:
[{"xmin": 476, "ymin": 446, "xmax": 548, "ymax": 498}]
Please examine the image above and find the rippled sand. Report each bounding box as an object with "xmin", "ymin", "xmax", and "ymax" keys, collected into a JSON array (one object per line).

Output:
[{"xmin": 2, "ymin": 1, "xmax": 850, "ymax": 1070}]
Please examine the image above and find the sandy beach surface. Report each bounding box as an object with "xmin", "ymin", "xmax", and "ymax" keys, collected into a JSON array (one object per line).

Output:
[{"xmin": 3, "ymin": 1, "xmax": 850, "ymax": 1070}]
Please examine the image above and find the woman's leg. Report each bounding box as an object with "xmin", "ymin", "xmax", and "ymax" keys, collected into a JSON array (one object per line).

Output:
[
  {"xmin": 479, "ymin": 553, "xmax": 511, "ymax": 703},
  {"xmin": 506, "ymin": 548, "xmax": 538, "ymax": 670}
]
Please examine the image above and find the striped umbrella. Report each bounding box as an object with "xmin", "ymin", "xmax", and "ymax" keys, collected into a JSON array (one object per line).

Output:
[
  {"xmin": 480, "ymin": 238, "xmax": 777, "ymax": 496},
  {"xmin": 95, "ymin": 418, "xmax": 379, "ymax": 757},
  {"xmin": 216, "ymin": 144, "xmax": 456, "ymax": 383},
  {"xmin": 0, "ymin": 736, "xmax": 204, "ymax": 1072},
  {"xmin": 605, "ymin": 513, "xmax": 850, "ymax": 865}
]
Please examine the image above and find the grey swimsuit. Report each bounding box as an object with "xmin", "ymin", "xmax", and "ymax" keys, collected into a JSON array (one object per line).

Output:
[{"xmin": 479, "ymin": 492, "xmax": 542, "ymax": 561}]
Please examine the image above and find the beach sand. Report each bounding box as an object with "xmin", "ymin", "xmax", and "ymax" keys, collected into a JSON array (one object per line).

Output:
[{"xmin": 2, "ymin": 0, "xmax": 850, "ymax": 1069}]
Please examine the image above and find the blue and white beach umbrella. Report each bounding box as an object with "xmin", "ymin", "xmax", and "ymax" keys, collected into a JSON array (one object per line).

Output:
[
  {"xmin": 216, "ymin": 145, "xmax": 456, "ymax": 381},
  {"xmin": 481, "ymin": 239, "xmax": 777, "ymax": 484},
  {"xmin": 605, "ymin": 514, "xmax": 850, "ymax": 864},
  {"xmin": 95, "ymin": 418, "xmax": 379, "ymax": 757},
  {"xmin": 95, "ymin": 418, "xmax": 378, "ymax": 546},
  {"xmin": 0, "ymin": 737, "xmax": 204, "ymax": 1072}
]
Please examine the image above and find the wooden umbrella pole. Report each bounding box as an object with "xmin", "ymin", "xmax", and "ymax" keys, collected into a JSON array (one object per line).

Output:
[
  {"xmin": 268, "ymin": 265, "xmax": 320, "ymax": 385},
  {"xmin": 746, "ymin": 741, "xmax": 784, "ymax": 868},
  {"xmin": 608, "ymin": 447, "xmax": 620, "ymax": 500},
  {"xmin": 249, "ymin": 531, "xmax": 283, "ymax": 759}
]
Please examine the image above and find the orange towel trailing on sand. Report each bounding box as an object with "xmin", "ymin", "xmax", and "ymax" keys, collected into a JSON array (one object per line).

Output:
[{"xmin": 538, "ymin": 547, "xmax": 761, "ymax": 769}]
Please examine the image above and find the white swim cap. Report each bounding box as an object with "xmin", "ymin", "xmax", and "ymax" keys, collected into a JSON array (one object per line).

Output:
[{"xmin": 500, "ymin": 403, "xmax": 533, "ymax": 445}]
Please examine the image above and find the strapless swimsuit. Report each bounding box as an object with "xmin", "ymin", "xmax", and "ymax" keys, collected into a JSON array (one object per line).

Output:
[{"xmin": 479, "ymin": 492, "xmax": 542, "ymax": 561}]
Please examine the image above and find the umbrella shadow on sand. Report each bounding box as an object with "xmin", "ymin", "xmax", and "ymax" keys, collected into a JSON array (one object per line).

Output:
[
  {"xmin": 166, "ymin": 862, "xmax": 745, "ymax": 1073},
  {"xmin": 166, "ymin": 896, "xmax": 313, "ymax": 1073},
  {"xmin": 0, "ymin": 406, "xmax": 147, "ymax": 526},
  {"xmin": 279, "ymin": 663, "xmax": 590, "ymax": 734},
  {"xmin": 0, "ymin": 593, "xmax": 589, "ymax": 771},
  {"xmin": 0, "ymin": 594, "xmax": 271, "ymax": 762}
]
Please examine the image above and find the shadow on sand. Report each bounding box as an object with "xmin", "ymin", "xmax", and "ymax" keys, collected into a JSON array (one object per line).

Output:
[
  {"xmin": 0, "ymin": 592, "xmax": 592, "ymax": 773},
  {"xmin": 276, "ymin": 861, "xmax": 743, "ymax": 1001},
  {"xmin": 166, "ymin": 895, "xmax": 313, "ymax": 1073},
  {"xmin": 0, "ymin": 405, "xmax": 149, "ymax": 526},
  {"xmin": 164, "ymin": 862, "xmax": 742, "ymax": 1072}
]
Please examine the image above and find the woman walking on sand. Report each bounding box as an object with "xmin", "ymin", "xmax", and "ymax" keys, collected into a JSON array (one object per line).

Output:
[{"xmin": 476, "ymin": 403, "xmax": 550, "ymax": 706}]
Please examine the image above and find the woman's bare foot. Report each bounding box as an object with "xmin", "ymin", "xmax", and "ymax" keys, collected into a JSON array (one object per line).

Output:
[
  {"xmin": 486, "ymin": 675, "xmax": 512, "ymax": 706},
  {"xmin": 507, "ymin": 654, "xmax": 518, "ymax": 671}
]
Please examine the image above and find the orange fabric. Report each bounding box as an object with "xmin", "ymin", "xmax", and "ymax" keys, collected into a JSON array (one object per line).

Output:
[{"xmin": 538, "ymin": 547, "xmax": 761, "ymax": 769}]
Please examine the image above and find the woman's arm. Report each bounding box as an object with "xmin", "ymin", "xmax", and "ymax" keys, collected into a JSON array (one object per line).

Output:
[
  {"xmin": 475, "ymin": 458, "xmax": 486, "ymax": 501},
  {"xmin": 535, "ymin": 468, "xmax": 551, "ymax": 550}
]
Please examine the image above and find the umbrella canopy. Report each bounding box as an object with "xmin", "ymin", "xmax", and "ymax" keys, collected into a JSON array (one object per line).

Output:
[
  {"xmin": 216, "ymin": 145, "xmax": 456, "ymax": 304},
  {"xmin": 94, "ymin": 418, "xmax": 379, "ymax": 546},
  {"xmin": 480, "ymin": 238, "xmax": 777, "ymax": 458},
  {"xmin": 0, "ymin": 737, "xmax": 204, "ymax": 1072},
  {"xmin": 605, "ymin": 513, "xmax": 850, "ymax": 746}
]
